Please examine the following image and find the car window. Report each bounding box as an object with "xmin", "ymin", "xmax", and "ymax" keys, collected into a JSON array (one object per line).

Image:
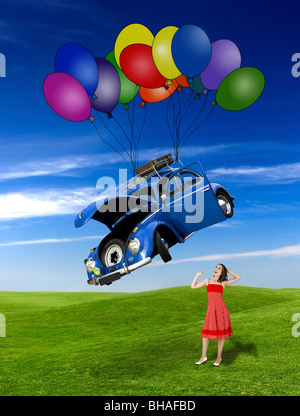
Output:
[
  {"xmin": 168, "ymin": 174, "xmax": 184, "ymax": 197},
  {"xmin": 179, "ymin": 171, "xmax": 203, "ymax": 191}
]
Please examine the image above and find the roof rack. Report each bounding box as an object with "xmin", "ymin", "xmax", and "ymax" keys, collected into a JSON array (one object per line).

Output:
[
  {"xmin": 116, "ymin": 154, "xmax": 183, "ymax": 194},
  {"xmin": 135, "ymin": 154, "xmax": 174, "ymax": 178}
]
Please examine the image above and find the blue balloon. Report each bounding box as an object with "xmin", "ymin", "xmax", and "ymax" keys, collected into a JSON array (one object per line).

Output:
[
  {"xmin": 54, "ymin": 43, "xmax": 98, "ymax": 96},
  {"xmin": 171, "ymin": 25, "xmax": 212, "ymax": 78}
]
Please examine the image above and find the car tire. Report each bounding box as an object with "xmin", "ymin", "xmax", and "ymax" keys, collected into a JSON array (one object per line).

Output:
[
  {"xmin": 216, "ymin": 189, "xmax": 234, "ymax": 218},
  {"xmin": 155, "ymin": 231, "xmax": 172, "ymax": 263},
  {"xmin": 100, "ymin": 238, "xmax": 125, "ymax": 267}
]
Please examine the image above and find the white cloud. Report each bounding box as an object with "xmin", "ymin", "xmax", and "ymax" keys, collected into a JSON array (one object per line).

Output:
[
  {"xmin": 0, "ymin": 235, "xmax": 103, "ymax": 247},
  {"xmin": 0, "ymin": 187, "xmax": 97, "ymax": 221},
  {"xmin": 151, "ymin": 243, "xmax": 300, "ymax": 266},
  {"xmin": 207, "ymin": 162, "xmax": 300, "ymax": 185},
  {"xmin": 0, "ymin": 144, "xmax": 234, "ymax": 181}
]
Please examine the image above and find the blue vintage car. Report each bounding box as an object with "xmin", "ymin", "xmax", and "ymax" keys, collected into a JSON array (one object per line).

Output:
[{"xmin": 74, "ymin": 155, "xmax": 234, "ymax": 286}]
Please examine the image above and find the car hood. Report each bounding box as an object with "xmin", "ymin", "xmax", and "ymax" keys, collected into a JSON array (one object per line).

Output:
[{"xmin": 74, "ymin": 194, "xmax": 153, "ymax": 229}]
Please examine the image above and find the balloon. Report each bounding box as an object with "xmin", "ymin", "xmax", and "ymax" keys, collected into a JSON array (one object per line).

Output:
[
  {"xmin": 114, "ymin": 24, "xmax": 154, "ymax": 68},
  {"xmin": 201, "ymin": 39, "xmax": 241, "ymax": 91},
  {"xmin": 152, "ymin": 26, "xmax": 181, "ymax": 80},
  {"xmin": 120, "ymin": 44, "xmax": 166, "ymax": 88},
  {"xmin": 214, "ymin": 67, "xmax": 265, "ymax": 111},
  {"xmin": 90, "ymin": 58, "xmax": 120, "ymax": 116},
  {"xmin": 54, "ymin": 43, "xmax": 98, "ymax": 96},
  {"xmin": 175, "ymin": 74, "xmax": 189, "ymax": 91},
  {"xmin": 43, "ymin": 73, "xmax": 92, "ymax": 122},
  {"xmin": 171, "ymin": 25, "xmax": 211, "ymax": 78},
  {"xmin": 140, "ymin": 80, "xmax": 178, "ymax": 105},
  {"xmin": 105, "ymin": 50, "xmax": 139, "ymax": 107},
  {"xmin": 187, "ymin": 75, "xmax": 206, "ymax": 98}
]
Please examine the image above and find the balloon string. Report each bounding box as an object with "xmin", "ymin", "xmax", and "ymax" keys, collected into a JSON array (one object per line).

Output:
[
  {"xmin": 126, "ymin": 105, "xmax": 136, "ymax": 172},
  {"xmin": 131, "ymin": 97, "xmax": 137, "ymax": 171},
  {"xmin": 112, "ymin": 114, "xmax": 134, "ymax": 154},
  {"xmin": 96, "ymin": 111, "xmax": 133, "ymax": 163},
  {"xmin": 176, "ymin": 90, "xmax": 194, "ymax": 129},
  {"xmin": 178, "ymin": 104, "xmax": 215, "ymax": 155},
  {"xmin": 136, "ymin": 102, "xmax": 148, "ymax": 169},
  {"xmin": 166, "ymin": 91, "xmax": 177, "ymax": 159},
  {"xmin": 171, "ymin": 92, "xmax": 180, "ymax": 159},
  {"xmin": 175, "ymin": 90, "xmax": 181, "ymax": 156},
  {"xmin": 91, "ymin": 118, "xmax": 134, "ymax": 175},
  {"xmin": 179, "ymin": 93, "xmax": 207, "ymax": 147}
]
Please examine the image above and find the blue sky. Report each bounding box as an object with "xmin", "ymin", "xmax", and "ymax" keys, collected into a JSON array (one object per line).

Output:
[{"xmin": 0, "ymin": 0, "xmax": 299, "ymax": 292}]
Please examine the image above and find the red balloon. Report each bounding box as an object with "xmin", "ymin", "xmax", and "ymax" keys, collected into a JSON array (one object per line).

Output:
[
  {"xmin": 120, "ymin": 44, "xmax": 166, "ymax": 88},
  {"xmin": 140, "ymin": 80, "xmax": 178, "ymax": 105}
]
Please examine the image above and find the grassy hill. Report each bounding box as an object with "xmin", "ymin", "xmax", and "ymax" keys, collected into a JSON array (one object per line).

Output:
[{"xmin": 0, "ymin": 286, "xmax": 299, "ymax": 396}]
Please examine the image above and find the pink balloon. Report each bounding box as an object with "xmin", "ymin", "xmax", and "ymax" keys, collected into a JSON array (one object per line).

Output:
[{"xmin": 43, "ymin": 72, "xmax": 92, "ymax": 122}]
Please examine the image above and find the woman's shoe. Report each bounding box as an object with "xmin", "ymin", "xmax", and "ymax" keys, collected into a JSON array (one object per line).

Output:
[
  {"xmin": 213, "ymin": 359, "xmax": 222, "ymax": 367},
  {"xmin": 195, "ymin": 357, "xmax": 207, "ymax": 365}
]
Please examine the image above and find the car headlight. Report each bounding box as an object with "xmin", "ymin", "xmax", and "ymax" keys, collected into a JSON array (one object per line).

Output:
[
  {"xmin": 84, "ymin": 258, "xmax": 96, "ymax": 273},
  {"xmin": 128, "ymin": 238, "xmax": 140, "ymax": 254},
  {"xmin": 93, "ymin": 267, "xmax": 101, "ymax": 276}
]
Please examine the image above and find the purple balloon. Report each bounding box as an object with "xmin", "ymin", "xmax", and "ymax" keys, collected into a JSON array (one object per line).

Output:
[
  {"xmin": 43, "ymin": 73, "xmax": 92, "ymax": 122},
  {"xmin": 91, "ymin": 58, "xmax": 120, "ymax": 115},
  {"xmin": 200, "ymin": 39, "xmax": 241, "ymax": 91}
]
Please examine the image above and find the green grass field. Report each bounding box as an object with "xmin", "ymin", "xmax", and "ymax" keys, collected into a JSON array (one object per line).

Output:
[{"xmin": 0, "ymin": 286, "xmax": 299, "ymax": 396}]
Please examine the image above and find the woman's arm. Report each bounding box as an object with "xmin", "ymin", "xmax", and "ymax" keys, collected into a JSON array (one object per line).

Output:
[
  {"xmin": 224, "ymin": 269, "xmax": 241, "ymax": 286},
  {"xmin": 191, "ymin": 271, "xmax": 209, "ymax": 289}
]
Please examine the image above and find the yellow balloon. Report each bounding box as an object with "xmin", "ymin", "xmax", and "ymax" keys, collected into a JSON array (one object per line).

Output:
[
  {"xmin": 114, "ymin": 24, "xmax": 154, "ymax": 68},
  {"xmin": 152, "ymin": 26, "xmax": 181, "ymax": 79}
]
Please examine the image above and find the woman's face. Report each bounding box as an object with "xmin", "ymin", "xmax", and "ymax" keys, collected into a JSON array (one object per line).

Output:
[{"xmin": 213, "ymin": 264, "xmax": 223, "ymax": 279}]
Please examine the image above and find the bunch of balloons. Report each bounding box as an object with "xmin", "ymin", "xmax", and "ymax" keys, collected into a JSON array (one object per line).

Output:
[
  {"xmin": 115, "ymin": 23, "xmax": 265, "ymax": 110},
  {"xmin": 43, "ymin": 23, "xmax": 265, "ymax": 167}
]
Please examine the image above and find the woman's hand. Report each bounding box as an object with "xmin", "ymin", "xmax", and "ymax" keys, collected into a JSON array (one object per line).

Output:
[
  {"xmin": 191, "ymin": 270, "xmax": 208, "ymax": 289},
  {"xmin": 224, "ymin": 269, "xmax": 241, "ymax": 286}
]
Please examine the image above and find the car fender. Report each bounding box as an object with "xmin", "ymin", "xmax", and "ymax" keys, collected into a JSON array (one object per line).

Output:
[
  {"xmin": 210, "ymin": 183, "xmax": 234, "ymax": 203},
  {"xmin": 124, "ymin": 220, "xmax": 183, "ymax": 263}
]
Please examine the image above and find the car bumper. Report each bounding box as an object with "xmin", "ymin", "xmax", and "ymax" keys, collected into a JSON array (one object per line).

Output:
[{"xmin": 88, "ymin": 257, "xmax": 152, "ymax": 286}]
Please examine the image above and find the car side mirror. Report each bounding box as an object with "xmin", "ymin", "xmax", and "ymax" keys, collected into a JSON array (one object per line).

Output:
[{"xmin": 161, "ymin": 193, "xmax": 167, "ymax": 202}]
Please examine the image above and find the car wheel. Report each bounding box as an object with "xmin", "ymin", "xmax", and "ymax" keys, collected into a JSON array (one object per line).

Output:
[
  {"xmin": 216, "ymin": 189, "xmax": 234, "ymax": 218},
  {"xmin": 155, "ymin": 231, "xmax": 172, "ymax": 263},
  {"xmin": 101, "ymin": 238, "xmax": 125, "ymax": 267}
]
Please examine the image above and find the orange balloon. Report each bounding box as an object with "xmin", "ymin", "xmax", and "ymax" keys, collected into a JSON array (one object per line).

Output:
[
  {"xmin": 140, "ymin": 80, "xmax": 179, "ymax": 105},
  {"xmin": 176, "ymin": 74, "xmax": 189, "ymax": 88}
]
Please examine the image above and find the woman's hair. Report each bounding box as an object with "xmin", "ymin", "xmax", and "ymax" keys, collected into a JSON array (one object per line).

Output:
[{"xmin": 217, "ymin": 264, "xmax": 228, "ymax": 283}]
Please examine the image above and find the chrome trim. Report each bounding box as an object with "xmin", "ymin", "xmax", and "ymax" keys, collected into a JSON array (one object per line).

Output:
[
  {"xmin": 94, "ymin": 257, "xmax": 152, "ymax": 285},
  {"xmin": 183, "ymin": 231, "xmax": 196, "ymax": 241}
]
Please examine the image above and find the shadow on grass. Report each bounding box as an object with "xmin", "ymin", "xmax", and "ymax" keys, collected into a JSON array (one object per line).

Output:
[{"xmin": 222, "ymin": 337, "xmax": 258, "ymax": 365}]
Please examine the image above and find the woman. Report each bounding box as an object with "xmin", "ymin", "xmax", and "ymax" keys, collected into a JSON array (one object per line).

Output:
[{"xmin": 191, "ymin": 264, "xmax": 241, "ymax": 367}]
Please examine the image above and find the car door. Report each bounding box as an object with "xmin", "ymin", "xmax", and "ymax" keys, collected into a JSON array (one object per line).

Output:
[{"xmin": 159, "ymin": 163, "xmax": 226, "ymax": 237}]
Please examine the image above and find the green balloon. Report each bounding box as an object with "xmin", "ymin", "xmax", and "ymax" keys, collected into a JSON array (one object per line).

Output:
[
  {"xmin": 215, "ymin": 67, "xmax": 265, "ymax": 111},
  {"xmin": 105, "ymin": 50, "xmax": 139, "ymax": 106}
]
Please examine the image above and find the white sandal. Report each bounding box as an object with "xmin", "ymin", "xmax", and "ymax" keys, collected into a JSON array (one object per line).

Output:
[
  {"xmin": 213, "ymin": 359, "xmax": 222, "ymax": 367},
  {"xmin": 195, "ymin": 357, "xmax": 207, "ymax": 365}
]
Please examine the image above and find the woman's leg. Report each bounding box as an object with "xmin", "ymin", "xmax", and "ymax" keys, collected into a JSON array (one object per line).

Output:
[
  {"xmin": 215, "ymin": 339, "xmax": 225, "ymax": 363},
  {"xmin": 199, "ymin": 337, "xmax": 209, "ymax": 361}
]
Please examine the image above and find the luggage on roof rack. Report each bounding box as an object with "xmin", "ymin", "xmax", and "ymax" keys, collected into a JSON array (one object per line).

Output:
[{"xmin": 135, "ymin": 154, "xmax": 174, "ymax": 177}]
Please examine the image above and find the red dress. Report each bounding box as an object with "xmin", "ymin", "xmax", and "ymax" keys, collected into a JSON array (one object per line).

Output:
[{"xmin": 201, "ymin": 279, "xmax": 233, "ymax": 339}]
